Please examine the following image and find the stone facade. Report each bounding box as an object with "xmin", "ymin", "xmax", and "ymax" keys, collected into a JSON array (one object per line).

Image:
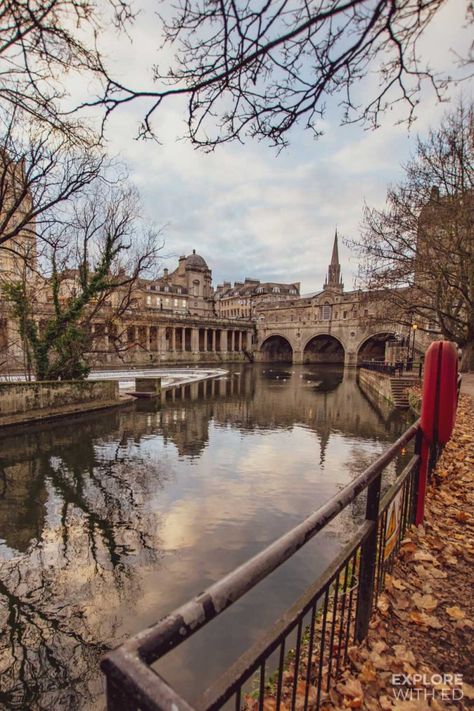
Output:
[
  {"xmin": 215, "ymin": 278, "xmax": 300, "ymax": 319},
  {"xmin": 0, "ymin": 237, "xmax": 435, "ymax": 373},
  {"xmin": 254, "ymin": 232, "xmax": 434, "ymax": 366}
]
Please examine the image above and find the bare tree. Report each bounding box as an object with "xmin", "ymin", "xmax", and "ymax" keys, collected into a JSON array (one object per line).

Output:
[
  {"xmin": 351, "ymin": 101, "xmax": 474, "ymax": 371},
  {"xmin": 0, "ymin": 109, "xmax": 105, "ymax": 264},
  {"xmin": 2, "ymin": 181, "xmax": 161, "ymax": 380},
  {"xmin": 94, "ymin": 0, "xmax": 472, "ymax": 147},
  {"xmin": 0, "ymin": 0, "xmax": 132, "ymax": 140}
]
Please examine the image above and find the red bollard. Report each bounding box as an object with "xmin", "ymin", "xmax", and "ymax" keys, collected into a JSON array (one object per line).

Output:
[{"xmin": 416, "ymin": 341, "xmax": 458, "ymax": 524}]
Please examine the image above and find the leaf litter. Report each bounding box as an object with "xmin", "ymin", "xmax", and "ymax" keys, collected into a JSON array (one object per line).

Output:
[{"xmin": 244, "ymin": 397, "xmax": 474, "ymax": 711}]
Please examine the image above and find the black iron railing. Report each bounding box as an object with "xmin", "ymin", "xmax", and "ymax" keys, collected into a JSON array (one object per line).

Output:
[
  {"xmin": 360, "ymin": 360, "xmax": 423, "ymax": 378},
  {"xmin": 102, "ymin": 420, "xmax": 427, "ymax": 711}
]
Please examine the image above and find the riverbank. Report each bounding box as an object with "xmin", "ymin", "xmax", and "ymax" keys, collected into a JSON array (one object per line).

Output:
[
  {"xmin": 248, "ymin": 395, "xmax": 473, "ymax": 710},
  {"xmin": 0, "ymin": 367, "xmax": 228, "ymax": 428}
]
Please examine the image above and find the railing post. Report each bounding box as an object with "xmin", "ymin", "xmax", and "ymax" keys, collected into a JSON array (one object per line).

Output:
[
  {"xmin": 105, "ymin": 676, "xmax": 132, "ymax": 711},
  {"xmin": 354, "ymin": 474, "xmax": 382, "ymax": 642}
]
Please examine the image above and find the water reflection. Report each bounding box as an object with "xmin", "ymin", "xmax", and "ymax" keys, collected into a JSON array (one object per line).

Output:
[{"xmin": 0, "ymin": 365, "xmax": 412, "ymax": 709}]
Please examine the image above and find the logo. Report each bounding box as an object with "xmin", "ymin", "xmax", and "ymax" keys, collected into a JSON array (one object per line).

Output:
[{"xmin": 391, "ymin": 673, "xmax": 464, "ymax": 701}]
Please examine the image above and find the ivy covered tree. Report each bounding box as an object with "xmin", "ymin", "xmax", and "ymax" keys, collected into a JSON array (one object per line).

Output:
[{"xmin": 2, "ymin": 183, "xmax": 160, "ymax": 380}]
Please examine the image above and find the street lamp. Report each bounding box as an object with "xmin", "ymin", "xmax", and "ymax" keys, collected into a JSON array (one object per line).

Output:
[{"xmin": 412, "ymin": 323, "xmax": 418, "ymax": 362}]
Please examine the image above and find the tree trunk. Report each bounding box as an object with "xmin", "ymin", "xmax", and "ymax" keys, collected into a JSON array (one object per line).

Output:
[{"xmin": 460, "ymin": 340, "xmax": 474, "ymax": 373}]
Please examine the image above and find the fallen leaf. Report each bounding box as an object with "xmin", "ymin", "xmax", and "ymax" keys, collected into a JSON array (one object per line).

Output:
[
  {"xmin": 429, "ymin": 567, "xmax": 448, "ymax": 579},
  {"xmin": 377, "ymin": 594, "xmax": 390, "ymax": 614},
  {"xmin": 413, "ymin": 550, "xmax": 436, "ymax": 563},
  {"xmin": 371, "ymin": 640, "xmax": 387, "ymax": 654},
  {"xmin": 336, "ymin": 678, "xmax": 363, "ymax": 700},
  {"xmin": 379, "ymin": 696, "xmax": 393, "ymax": 711},
  {"xmin": 412, "ymin": 593, "xmax": 438, "ymax": 611},
  {"xmin": 393, "ymin": 644, "xmax": 416, "ymax": 665},
  {"xmin": 462, "ymin": 682, "xmax": 474, "ymax": 700},
  {"xmin": 446, "ymin": 605, "xmax": 465, "ymax": 620},
  {"xmin": 359, "ymin": 660, "xmax": 378, "ymax": 683},
  {"xmin": 409, "ymin": 611, "xmax": 427, "ymax": 626}
]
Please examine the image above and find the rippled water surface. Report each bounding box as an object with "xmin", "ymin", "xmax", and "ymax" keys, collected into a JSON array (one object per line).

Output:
[{"xmin": 0, "ymin": 365, "xmax": 412, "ymax": 709}]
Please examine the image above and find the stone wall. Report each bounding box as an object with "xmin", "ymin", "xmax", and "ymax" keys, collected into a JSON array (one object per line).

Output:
[
  {"xmin": 0, "ymin": 380, "xmax": 120, "ymax": 425},
  {"xmin": 358, "ymin": 368, "xmax": 394, "ymax": 407}
]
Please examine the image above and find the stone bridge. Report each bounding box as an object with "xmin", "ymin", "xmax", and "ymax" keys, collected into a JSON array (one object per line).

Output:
[{"xmin": 254, "ymin": 319, "xmax": 429, "ymax": 367}]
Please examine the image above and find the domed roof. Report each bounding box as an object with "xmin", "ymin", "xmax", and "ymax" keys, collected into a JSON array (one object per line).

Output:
[{"xmin": 186, "ymin": 249, "xmax": 209, "ymax": 270}]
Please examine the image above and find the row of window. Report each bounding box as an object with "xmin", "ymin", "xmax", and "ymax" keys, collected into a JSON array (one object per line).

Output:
[
  {"xmin": 148, "ymin": 284, "xmax": 187, "ymax": 294},
  {"xmin": 146, "ymin": 296, "xmax": 187, "ymax": 308}
]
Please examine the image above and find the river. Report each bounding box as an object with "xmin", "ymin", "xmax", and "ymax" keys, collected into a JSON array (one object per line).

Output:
[{"xmin": 0, "ymin": 364, "xmax": 412, "ymax": 709}]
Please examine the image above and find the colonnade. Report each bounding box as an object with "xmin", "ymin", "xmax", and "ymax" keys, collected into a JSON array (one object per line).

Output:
[{"xmin": 91, "ymin": 323, "xmax": 254, "ymax": 356}]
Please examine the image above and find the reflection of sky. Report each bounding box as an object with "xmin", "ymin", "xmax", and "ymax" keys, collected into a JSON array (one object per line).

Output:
[{"xmin": 0, "ymin": 366, "xmax": 408, "ymax": 708}]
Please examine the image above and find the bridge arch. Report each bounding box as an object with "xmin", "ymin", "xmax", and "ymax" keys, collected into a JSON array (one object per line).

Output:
[
  {"xmin": 303, "ymin": 334, "xmax": 345, "ymax": 364},
  {"xmin": 260, "ymin": 334, "xmax": 293, "ymax": 362},
  {"xmin": 356, "ymin": 332, "xmax": 397, "ymax": 364}
]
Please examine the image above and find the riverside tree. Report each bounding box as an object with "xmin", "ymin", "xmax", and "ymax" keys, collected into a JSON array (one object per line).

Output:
[{"xmin": 351, "ymin": 101, "xmax": 474, "ymax": 371}]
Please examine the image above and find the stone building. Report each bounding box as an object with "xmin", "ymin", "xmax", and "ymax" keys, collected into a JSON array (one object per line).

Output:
[
  {"xmin": 0, "ymin": 231, "xmax": 434, "ymax": 374},
  {"xmin": 214, "ymin": 278, "xmax": 300, "ymax": 319},
  {"xmin": 0, "ymin": 150, "xmax": 37, "ymax": 281}
]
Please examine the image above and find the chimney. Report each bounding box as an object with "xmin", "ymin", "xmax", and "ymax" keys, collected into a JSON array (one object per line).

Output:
[{"xmin": 430, "ymin": 185, "xmax": 440, "ymax": 201}]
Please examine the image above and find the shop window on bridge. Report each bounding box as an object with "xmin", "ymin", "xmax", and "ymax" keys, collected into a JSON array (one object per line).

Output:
[{"xmin": 321, "ymin": 304, "xmax": 332, "ymax": 320}]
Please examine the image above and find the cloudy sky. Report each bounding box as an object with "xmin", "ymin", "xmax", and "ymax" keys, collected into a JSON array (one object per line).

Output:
[{"xmin": 90, "ymin": 0, "xmax": 471, "ymax": 293}]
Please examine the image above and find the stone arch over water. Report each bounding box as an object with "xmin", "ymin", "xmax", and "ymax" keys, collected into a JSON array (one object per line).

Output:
[
  {"xmin": 260, "ymin": 335, "xmax": 293, "ymax": 362},
  {"xmin": 357, "ymin": 332, "xmax": 396, "ymax": 364},
  {"xmin": 303, "ymin": 334, "xmax": 345, "ymax": 364}
]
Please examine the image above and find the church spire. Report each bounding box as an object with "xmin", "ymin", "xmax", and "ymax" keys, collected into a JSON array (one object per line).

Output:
[
  {"xmin": 331, "ymin": 229, "xmax": 339, "ymax": 266},
  {"xmin": 324, "ymin": 229, "xmax": 343, "ymax": 291}
]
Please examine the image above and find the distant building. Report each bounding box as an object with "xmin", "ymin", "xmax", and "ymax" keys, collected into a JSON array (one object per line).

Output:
[
  {"xmin": 0, "ymin": 151, "xmax": 36, "ymax": 281},
  {"xmin": 215, "ymin": 278, "xmax": 300, "ymax": 320}
]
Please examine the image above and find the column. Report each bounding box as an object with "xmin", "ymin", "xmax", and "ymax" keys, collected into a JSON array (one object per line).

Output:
[
  {"xmin": 211, "ymin": 329, "xmax": 216, "ymax": 352},
  {"xmin": 171, "ymin": 327, "xmax": 176, "ymax": 352},
  {"xmin": 221, "ymin": 330, "xmax": 228, "ymax": 352},
  {"xmin": 159, "ymin": 327, "xmax": 167, "ymax": 352},
  {"xmin": 191, "ymin": 327, "xmax": 199, "ymax": 352}
]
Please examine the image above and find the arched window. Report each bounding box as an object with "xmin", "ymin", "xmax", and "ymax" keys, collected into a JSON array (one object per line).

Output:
[{"xmin": 322, "ymin": 304, "xmax": 332, "ymax": 320}]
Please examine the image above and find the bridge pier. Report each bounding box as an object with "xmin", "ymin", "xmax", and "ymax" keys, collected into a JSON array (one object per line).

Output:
[{"xmin": 344, "ymin": 351, "xmax": 357, "ymax": 368}]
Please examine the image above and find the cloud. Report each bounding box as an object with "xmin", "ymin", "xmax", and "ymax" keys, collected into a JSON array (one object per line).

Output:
[{"xmin": 90, "ymin": 0, "xmax": 472, "ymax": 292}]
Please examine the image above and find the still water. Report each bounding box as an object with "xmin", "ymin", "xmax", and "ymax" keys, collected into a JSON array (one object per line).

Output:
[{"xmin": 0, "ymin": 365, "xmax": 412, "ymax": 710}]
